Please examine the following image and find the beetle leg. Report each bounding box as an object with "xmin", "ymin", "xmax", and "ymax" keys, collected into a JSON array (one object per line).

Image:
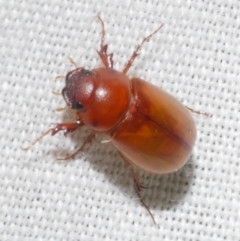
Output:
[
  {"xmin": 123, "ymin": 23, "xmax": 163, "ymax": 75},
  {"xmin": 56, "ymin": 132, "xmax": 95, "ymax": 161},
  {"xmin": 50, "ymin": 121, "xmax": 84, "ymax": 136},
  {"xmin": 118, "ymin": 152, "xmax": 156, "ymax": 225},
  {"xmin": 185, "ymin": 106, "xmax": 210, "ymax": 117},
  {"xmin": 22, "ymin": 121, "xmax": 84, "ymax": 151},
  {"xmin": 124, "ymin": 159, "xmax": 147, "ymax": 192},
  {"xmin": 96, "ymin": 15, "xmax": 114, "ymax": 68}
]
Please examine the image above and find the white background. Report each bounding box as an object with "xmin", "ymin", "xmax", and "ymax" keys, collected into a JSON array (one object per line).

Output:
[{"xmin": 0, "ymin": 0, "xmax": 239, "ymax": 240}]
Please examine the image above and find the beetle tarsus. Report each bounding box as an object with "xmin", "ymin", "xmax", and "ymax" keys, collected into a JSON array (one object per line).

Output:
[
  {"xmin": 130, "ymin": 163, "xmax": 157, "ymax": 225},
  {"xmin": 119, "ymin": 152, "xmax": 157, "ymax": 225},
  {"xmin": 134, "ymin": 182, "xmax": 157, "ymax": 226},
  {"xmin": 123, "ymin": 23, "xmax": 163, "ymax": 74},
  {"xmin": 22, "ymin": 122, "xmax": 83, "ymax": 151},
  {"xmin": 185, "ymin": 106, "xmax": 210, "ymax": 117}
]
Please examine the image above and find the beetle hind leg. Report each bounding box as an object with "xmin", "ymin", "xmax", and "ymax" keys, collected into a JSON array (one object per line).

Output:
[
  {"xmin": 118, "ymin": 152, "xmax": 157, "ymax": 225},
  {"xmin": 125, "ymin": 160, "xmax": 147, "ymax": 192},
  {"xmin": 96, "ymin": 15, "xmax": 114, "ymax": 68}
]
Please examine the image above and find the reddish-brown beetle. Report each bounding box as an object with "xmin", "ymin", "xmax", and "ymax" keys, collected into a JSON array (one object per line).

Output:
[{"xmin": 24, "ymin": 16, "xmax": 197, "ymax": 224}]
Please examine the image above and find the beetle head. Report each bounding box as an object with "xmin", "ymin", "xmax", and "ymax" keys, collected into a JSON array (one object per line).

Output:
[{"xmin": 62, "ymin": 68, "xmax": 96, "ymax": 112}]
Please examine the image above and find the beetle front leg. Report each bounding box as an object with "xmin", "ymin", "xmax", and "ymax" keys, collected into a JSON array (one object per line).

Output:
[
  {"xmin": 50, "ymin": 121, "xmax": 84, "ymax": 136},
  {"xmin": 22, "ymin": 121, "xmax": 84, "ymax": 151},
  {"xmin": 96, "ymin": 15, "xmax": 114, "ymax": 68}
]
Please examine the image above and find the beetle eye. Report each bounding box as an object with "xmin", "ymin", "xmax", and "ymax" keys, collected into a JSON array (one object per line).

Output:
[{"xmin": 72, "ymin": 102, "xmax": 84, "ymax": 111}]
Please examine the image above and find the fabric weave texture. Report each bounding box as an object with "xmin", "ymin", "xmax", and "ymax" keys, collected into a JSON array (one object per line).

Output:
[{"xmin": 0, "ymin": 0, "xmax": 239, "ymax": 240}]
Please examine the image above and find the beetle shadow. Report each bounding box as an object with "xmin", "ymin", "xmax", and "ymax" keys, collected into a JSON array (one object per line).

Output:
[
  {"xmin": 50, "ymin": 111, "xmax": 195, "ymax": 214},
  {"xmin": 88, "ymin": 141, "xmax": 195, "ymax": 212}
]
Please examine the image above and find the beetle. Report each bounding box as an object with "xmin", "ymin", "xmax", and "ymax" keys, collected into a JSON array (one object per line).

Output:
[{"xmin": 24, "ymin": 16, "xmax": 197, "ymax": 224}]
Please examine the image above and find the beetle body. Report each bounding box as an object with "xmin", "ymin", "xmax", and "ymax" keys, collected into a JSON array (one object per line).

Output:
[
  {"xmin": 63, "ymin": 67, "xmax": 196, "ymax": 174},
  {"xmin": 25, "ymin": 17, "xmax": 198, "ymax": 224}
]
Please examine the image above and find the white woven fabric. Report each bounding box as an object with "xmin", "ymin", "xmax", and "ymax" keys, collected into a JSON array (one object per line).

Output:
[{"xmin": 0, "ymin": 0, "xmax": 239, "ymax": 240}]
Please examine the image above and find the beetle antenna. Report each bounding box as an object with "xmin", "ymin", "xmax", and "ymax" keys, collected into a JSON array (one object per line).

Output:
[
  {"xmin": 52, "ymin": 90, "xmax": 62, "ymax": 95},
  {"xmin": 55, "ymin": 105, "xmax": 67, "ymax": 112},
  {"xmin": 55, "ymin": 75, "xmax": 65, "ymax": 80},
  {"xmin": 68, "ymin": 57, "xmax": 78, "ymax": 69}
]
